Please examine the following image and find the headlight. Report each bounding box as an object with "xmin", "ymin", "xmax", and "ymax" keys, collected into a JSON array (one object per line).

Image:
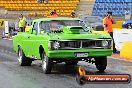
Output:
[
  {"xmin": 102, "ymin": 40, "xmax": 109, "ymax": 47},
  {"xmin": 49, "ymin": 41, "xmax": 60, "ymax": 50},
  {"xmin": 48, "ymin": 41, "xmax": 52, "ymax": 49},
  {"xmin": 53, "ymin": 41, "xmax": 60, "ymax": 49}
]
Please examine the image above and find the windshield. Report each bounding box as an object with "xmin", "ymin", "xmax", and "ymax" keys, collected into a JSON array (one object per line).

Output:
[{"xmin": 39, "ymin": 20, "xmax": 81, "ymax": 32}]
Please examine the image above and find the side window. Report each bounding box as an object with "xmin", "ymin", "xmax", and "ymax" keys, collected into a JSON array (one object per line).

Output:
[
  {"xmin": 39, "ymin": 21, "xmax": 50, "ymax": 33},
  {"xmin": 32, "ymin": 22, "xmax": 38, "ymax": 34}
]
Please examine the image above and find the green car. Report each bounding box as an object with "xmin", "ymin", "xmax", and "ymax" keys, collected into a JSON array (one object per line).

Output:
[{"xmin": 13, "ymin": 17, "xmax": 113, "ymax": 74}]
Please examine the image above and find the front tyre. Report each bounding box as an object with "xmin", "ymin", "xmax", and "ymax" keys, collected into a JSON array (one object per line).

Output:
[
  {"xmin": 41, "ymin": 52, "xmax": 53, "ymax": 74},
  {"xmin": 127, "ymin": 24, "xmax": 132, "ymax": 29},
  {"xmin": 94, "ymin": 56, "xmax": 107, "ymax": 72},
  {"xmin": 18, "ymin": 47, "xmax": 32, "ymax": 66}
]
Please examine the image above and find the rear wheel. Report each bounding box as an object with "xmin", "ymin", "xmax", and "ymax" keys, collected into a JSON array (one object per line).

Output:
[
  {"xmin": 41, "ymin": 52, "xmax": 53, "ymax": 74},
  {"xmin": 18, "ymin": 47, "xmax": 32, "ymax": 66},
  {"xmin": 94, "ymin": 56, "xmax": 107, "ymax": 72}
]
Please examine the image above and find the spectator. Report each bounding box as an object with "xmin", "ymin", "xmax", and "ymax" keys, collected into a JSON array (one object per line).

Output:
[
  {"xmin": 38, "ymin": 0, "xmax": 48, "ymax": 3},
  {"xmin": 34, "ymin": 12, "xmax": 37, "ymax": 17},
  {"xmin": 47, "ymin": 9, "xmax": 59, "ymax": 18},
  {"xmin": 53, "ymin": 9, "xmax": 59, "ymax": 17},
  {"xmin": 18, "ymin": 14, "xmax": 26, "ymax": 32},
  {"xmin": 47, "ymin": 12, "xmax": 54, "ymax": 18},
  {"xmin": 71, "ymin": 12, "xmax": 76, "ymax": 18},
  {"xmin": 50, "ymin": 12, "xmax": 54, "ymax": 16},
  {"xmin": 37, "ymin": 0, "xmax": 41, "ymax": 3},
  {"xmin": 25, "ymin": 24, "xmax": 31, "ymax": 32},
  {"xmin": 103, "ymin": 12, "xmax": 117, "ymax": 53},
  {"xmin": 43, "ymin": 0, "xmax": 48, "ymax": 4}
]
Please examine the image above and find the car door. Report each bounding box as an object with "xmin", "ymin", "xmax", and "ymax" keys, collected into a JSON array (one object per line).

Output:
[{"xmin": 25, "ymin": 22, "xmax": 39, "ymax": 58}]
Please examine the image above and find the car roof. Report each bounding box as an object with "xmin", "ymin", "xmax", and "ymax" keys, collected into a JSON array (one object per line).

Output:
[{"xmin": 33, "ymin": 17, "xmax": 80, "ymax": 22}]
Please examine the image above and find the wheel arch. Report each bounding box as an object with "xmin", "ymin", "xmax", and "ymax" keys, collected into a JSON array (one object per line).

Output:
[
  {"xmin": 17, "ymin": 45, "xmax": 26, "ymax": 55},
  {"xmin": 39, "ymin": 45, "xmax": 45, "ymax": 59},
  {"xmin": 17, "ymin": 44, "xmax": 21, "ymax": 53}
]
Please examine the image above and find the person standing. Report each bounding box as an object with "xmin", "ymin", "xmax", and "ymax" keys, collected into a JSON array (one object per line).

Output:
[
  {"xmin": 25, "ymin": 24, "xmax": 31, "ymax": 32},
  {"xmin": 71, "ymin": 12, "xmax": 76, "ymax": 18},
  {"xmin": 52, "ymin": 9, "xmax": 59, "ymax": 17},
  {"xmin": 18, "ymin": 14, "xmax": 26, "ymax": 32},
  {"xmin": 47, "ymin": 9, "xmax": 59, "ymax": 18},
  {"xmin": 103, "ymin": 12, "xmax": 117, "ymax": 53}
]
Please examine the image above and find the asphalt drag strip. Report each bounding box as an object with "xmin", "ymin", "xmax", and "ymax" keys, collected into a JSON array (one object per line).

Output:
[{"xmin": 0, "ymin": 46, "xmax": 132, "ymax": 88}]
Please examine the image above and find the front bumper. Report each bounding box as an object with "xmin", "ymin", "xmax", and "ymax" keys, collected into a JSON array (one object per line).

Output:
[{"xmin": 47, "ymin": 49, "xmax": 112, "ymax": 59}]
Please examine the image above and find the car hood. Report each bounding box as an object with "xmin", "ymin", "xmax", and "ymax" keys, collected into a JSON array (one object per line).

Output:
[{"xmin": 47, "ymin": 32, "xmax": 111, "ymax": 40}]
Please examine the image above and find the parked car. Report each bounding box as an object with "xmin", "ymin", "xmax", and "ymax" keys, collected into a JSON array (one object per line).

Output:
[
  {"xmin": 13, "ymin": 17, "xmax": 113, "ymax": 74},
  {"xmin": 122, "ymin": 20, "xmax": 132, "ymax": 29}
]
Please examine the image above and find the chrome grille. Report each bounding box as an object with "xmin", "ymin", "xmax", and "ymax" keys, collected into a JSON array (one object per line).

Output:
[
  {"xmin": 59, "ymin": 41, "xmax": 81, "ymax": 49},
  {"xmin": 82, "ymin": 40, "xmax": 102, "ymax": 48},
  {"xmin": 52, "ymin": 39, "xmax": 112, "ymax": 49}
]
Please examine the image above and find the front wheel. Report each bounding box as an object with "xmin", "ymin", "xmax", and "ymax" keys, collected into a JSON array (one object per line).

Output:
[
  {"xmin": 127, "ymin": 24, "xmax": 132, "ymax": 29},
  {"xmin": 94, "ymin": 56, "xmax": 107, "ymax": 72},
  {"xmin": 41, "ymin": 52, "xmax": 53, "ymax": 74},
  {"xmin": 18, "ymin": 47, "xmax": 32, "ymax": 66}
]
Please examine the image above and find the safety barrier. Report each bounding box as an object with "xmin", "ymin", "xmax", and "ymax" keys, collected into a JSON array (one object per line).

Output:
[
  {"xmin": 112, "ymin": 21, "xmax": 123, "ymax": 29},
  {"xmin": 113, "ymin": 29, "xmax": 132, "ymax": 51},
  {"xmin": 120, "ymin": 41, "xmax": 132, "ymax": 59}
]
